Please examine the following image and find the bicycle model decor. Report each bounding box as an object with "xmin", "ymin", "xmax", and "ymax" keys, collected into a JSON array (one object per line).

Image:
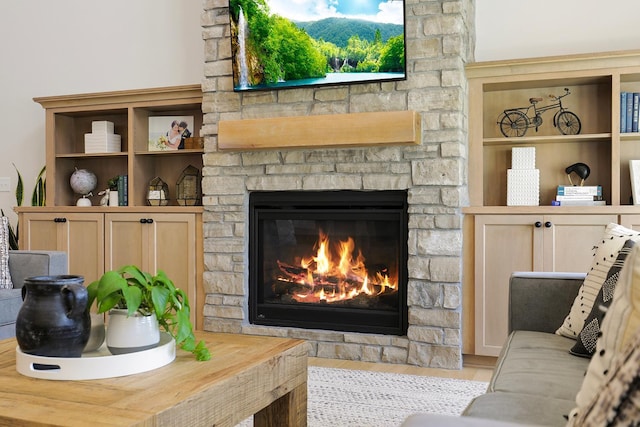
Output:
[{"xmin": 497, "ymin": 88, "xmax": 581, "ymax": 137}]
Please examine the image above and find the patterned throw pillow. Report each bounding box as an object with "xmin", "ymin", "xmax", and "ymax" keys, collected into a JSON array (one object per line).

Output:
[
  {"xmin": 570, "ymin": 239, "xmax": 635, "ymax": 358},
  {"xmin": 0, "ymin": 216, "xmax": 12, "ymax": 289},
  {"xmin": 569, "ymin": 242, "xmax": 640, "ymax": 419},
  {"xmin": 556, "ymin": 223, "xmax": 640, "ymax": 339},
  {"xmin": 566, "ymin": 314, "xmax": 640, "ymax": 426}
]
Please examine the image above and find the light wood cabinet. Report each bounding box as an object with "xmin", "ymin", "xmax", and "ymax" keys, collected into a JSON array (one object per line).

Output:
[
  {"xmin": 105, "ymin": 212, "xmax": 198, "ymax": 326},
  {"xmin": 16, "ymin": 86, "xmax": 204, "ymax": 329},
  {"xmin": 473, "ymin": 214, "xmax": 614, "ymax": 356},
  {"xmin": 20, "ymin": 211, "xmax": 104, "ymax": 285},
  {"xmin": 464, "ymin": 50, "xmax": 640, "ymax": 356}
]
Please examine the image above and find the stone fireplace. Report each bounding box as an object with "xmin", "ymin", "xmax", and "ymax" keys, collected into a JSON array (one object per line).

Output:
[{"xmin": 200, "ymin": 0, "xmax": 475, "ymax": 369}]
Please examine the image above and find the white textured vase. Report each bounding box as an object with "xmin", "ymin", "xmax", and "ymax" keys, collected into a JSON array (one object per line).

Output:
[
  {"xmin": 108, "ymin": 190, "xmax": 119, "ymax": 207},
  {"xmin": 106, "ymin": 309, "xmax": 160, "ymax": 355}
]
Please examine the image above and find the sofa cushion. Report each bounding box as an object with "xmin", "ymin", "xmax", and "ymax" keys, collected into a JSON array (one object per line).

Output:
[
  {"xmin": 463, "ymin": 392, "xmax": 575, "ymax": 427},
  {"xmin": 463, "ymin": 331, "xmax": 587, "ymax": 426},
  {"xmin": 488, "ymin": 331, "xmax": 589, "ymax": 401},
  {"xmin": 572, "ymin": 242, "xmax": 640, "ymax": 418},
  {"xmin": 556, "ymin": 223, "xmax": 640, "ymax": 339},
  {"xmin": 570, "ymin": 238, "xmax": 635, "ymax": 358},
  {"xmin": 0, "ymin": 217, "xmax": 12, "ymax": 289},
  {"xmin": 0, "ymin": 289, "xmax": 22, "ymax": 327}
]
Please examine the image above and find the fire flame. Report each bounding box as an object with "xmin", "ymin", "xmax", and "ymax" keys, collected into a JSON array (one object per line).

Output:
[{"xmin": 276, "ymin": 230, "xmax": 397, "ymax": 303}]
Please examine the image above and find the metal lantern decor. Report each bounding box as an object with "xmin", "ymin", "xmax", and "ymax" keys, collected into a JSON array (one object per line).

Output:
[
  {"xmin": 176, "ymin": 165, "xmax": 201, "ymax": 206},
  {"xmin": 147, "ymin": 177, "xmax": 169, "ymax": 206}
]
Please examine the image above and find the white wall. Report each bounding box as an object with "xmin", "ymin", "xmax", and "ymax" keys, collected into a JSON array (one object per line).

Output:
[
  {"xmin": 0, "ymin": 0, "xmax": 204, "ymax": 226},
  {"xmin": 2, "ymin": 0, "xmax": 640, "ymax": 228},
  {"xmin": 475, "ymin": 0, "xmax": 640, "ymax": 62}
]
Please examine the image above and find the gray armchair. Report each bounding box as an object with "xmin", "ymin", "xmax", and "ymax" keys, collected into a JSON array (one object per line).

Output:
[{"xmin": 0, "ymin": 251, "xmax": 68, "ymax": 339}]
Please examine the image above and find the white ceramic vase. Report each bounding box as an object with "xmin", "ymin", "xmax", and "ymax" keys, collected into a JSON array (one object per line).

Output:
[
  {"xmin": 83, "ymin": 312, "xmax": 106, "ymax": 352},
  {"xmin": 106, "ymin": 309, "xmax": 160, "ymax": 355},
  {"xmin": 108, "ymin": 190, "xmax": 119, "ymax": 207}
]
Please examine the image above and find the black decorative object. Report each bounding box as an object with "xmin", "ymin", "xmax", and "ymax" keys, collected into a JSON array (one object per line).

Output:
[
  {"xmin": 16, "ymin": 275, "xmax": 90, "ymax": 357},
  {"xmin": 566, "ymin": 162, "xmax": 591, "ymax": 186}
]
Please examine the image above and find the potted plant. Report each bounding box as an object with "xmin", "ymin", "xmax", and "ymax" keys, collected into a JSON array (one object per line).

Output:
[{"xmin": 87, "ymin": 265, "xmax": 211, "ymax": 361}]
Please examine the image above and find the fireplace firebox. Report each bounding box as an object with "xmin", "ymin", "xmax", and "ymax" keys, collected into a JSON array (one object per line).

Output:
[{"xmin": 249, "ymin": 190, "xmax": 408, "ymax": 335}]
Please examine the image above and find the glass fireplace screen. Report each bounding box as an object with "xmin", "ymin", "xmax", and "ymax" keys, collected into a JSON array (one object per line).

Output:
[{"xmin": 249, "ymin": 190, "xmax": 408, "ymax": 335}]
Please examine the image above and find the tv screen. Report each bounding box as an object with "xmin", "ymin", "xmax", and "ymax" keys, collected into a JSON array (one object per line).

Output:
[{"xmin": 229, "ymin": 0, "xmax": 406, "ymax": 92}]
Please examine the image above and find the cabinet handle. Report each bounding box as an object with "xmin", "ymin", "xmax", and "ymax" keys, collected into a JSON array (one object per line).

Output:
[
  {"xmin": 146, "ymin": 218, "xmax": 153, "ymax": 224},
  {"xmin": 545, "ymin": 221, "xmax": 552, "ymax": 228},
  {"xmin": 534, "ymin": 221, "xmax": 542, "ymax": 228},
  {"xmin": 139, "ymin": 218, "xmax": 154, "ymax": 224},
  {"xmin": 54, "ymin": 217, "xmax": 67, "ymax": 223}
]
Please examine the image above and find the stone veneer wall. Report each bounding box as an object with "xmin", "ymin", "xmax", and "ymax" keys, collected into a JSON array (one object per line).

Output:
[{"xmin": 200, "ymin": 0, "xmax": 475, "ymax": 369}]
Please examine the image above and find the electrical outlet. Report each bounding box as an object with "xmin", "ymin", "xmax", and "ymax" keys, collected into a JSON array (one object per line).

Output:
[{"xmin": 0, "ymin": 177, "xmax": 10, "ymax": 192}]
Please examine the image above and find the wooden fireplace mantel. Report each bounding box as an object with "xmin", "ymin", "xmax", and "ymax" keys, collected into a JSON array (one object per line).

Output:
[{"xmin": 218, "ymin": 110, "xmax": 421, "ymax": 150}]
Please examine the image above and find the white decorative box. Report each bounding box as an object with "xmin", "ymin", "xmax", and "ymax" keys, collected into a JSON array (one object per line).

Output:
[
  {"xmin": 507, "ymin": 169, "xmax": 540, "ymax": 206},
  {"xmin": 91, "ymin": 120, "xmax": 115, "ymax": 134},
  {"xmin": 511, "ymin": 147, "xmax": 536, "ymax": 170},
  {"xmin": 84, "ymin": 133, "xmax": 121, "ymax": 153}
]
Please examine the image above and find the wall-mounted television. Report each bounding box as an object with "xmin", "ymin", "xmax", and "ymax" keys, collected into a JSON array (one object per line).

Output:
[{"xmin": 229, "ymin": 0, "xmax": 406, "ymax": 92}]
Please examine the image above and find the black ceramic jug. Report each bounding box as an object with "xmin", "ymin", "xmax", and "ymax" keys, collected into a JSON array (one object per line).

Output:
[{"xmin": 16, "ymin": 275, "xmax": 90, "ymax": 357}]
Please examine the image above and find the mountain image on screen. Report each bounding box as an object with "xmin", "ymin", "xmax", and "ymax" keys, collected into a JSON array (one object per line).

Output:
[{"xmin": 229, "ymin": 0, "xmax": 406, "ymax": 91}]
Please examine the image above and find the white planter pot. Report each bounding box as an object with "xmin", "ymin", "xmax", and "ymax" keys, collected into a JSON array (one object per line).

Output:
[
  {"xmin": 108, "ymin": 190, "xmax": 119, "ymax": 207},
  {"xmin": 106, "ymin": 309, "xmax": 160, "ymax": 355}
]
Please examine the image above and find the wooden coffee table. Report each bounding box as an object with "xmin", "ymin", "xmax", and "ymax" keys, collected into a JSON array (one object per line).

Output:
[{"xmin": 0, "ymin": 332, "xmax": 307, "ymax": 426}]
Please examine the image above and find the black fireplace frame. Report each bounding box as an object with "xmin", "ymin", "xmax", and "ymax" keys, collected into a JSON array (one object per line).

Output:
[{"xmin": 248, "ymin": 190, "xmax": 408, "ymax": 335}]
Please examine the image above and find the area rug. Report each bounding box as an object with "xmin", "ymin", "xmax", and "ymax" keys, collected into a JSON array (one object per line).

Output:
[{"xmin": 237, "ymin": 366, "xmax": 488, "ymax": 427}]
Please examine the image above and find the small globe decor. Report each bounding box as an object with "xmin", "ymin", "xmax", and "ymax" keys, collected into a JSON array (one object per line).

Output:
[
  {"xmin": 70, "ymin": 168, "xmax": 97, "ymax": 206},
  {"xmin": 176, "ymin": 165, "xmax": 201, "ymax": 206},
  {"xmin": 147, "ymin": 177, "xmax": 169, "ymax": 206}
]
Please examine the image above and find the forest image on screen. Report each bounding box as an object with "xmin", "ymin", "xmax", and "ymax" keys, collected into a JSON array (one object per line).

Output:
[{"xmin": 229, "ymin": 0, "xmax": 406, "ymax": 91}]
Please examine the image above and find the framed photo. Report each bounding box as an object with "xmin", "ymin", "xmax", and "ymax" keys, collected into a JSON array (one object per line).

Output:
[
  {"xmin": 630, "ymin": 160, "xmax": 640, "ymax": 205},
  {"xmin": 148, "ymin": 116, "xmax": 194, "ymax": 151}
]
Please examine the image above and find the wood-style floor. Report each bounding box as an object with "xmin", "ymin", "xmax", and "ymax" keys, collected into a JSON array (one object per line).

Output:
[{"xmin": 308, "ymin": 355, "xmax": 495, "ymax": 383}]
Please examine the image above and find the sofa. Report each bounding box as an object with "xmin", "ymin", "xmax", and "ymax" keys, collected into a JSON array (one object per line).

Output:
[
  {"xmin": 0, "ymin": 250, "xmax": 68, "ymax": 339},
  {"xmin": 403, "ymin": 271, "xmax": 589, "ymax": 427},
  {"xmin": 405, "ymin": 222, "xmax": 640, "ymax": 426}
]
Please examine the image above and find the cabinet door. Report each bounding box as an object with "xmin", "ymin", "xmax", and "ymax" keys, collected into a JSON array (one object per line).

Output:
[
  {"xmin": 542, "ymin": 215, "xmax": 616, "ymax": 272},
  {"xmin": 619, "ymin": 215, "xmax": 640, "ymax": 231},
  {"xmin": 20, "ymin": 213, "xmax": 58, "ymax": 251},
  {"xmin": 105, "ymin": 213, "xmax": 197, "ymax": 325},
  {"xmin": 20, "ymin": 212, "xmax": 104, "ymax": 284},
  {"xmin": 105, "ymin": 214, "xmax": 146, "ymax": 270},
  {"xmin": 474, "ymin": 215, "xmax": 543, "ymax": 356}
]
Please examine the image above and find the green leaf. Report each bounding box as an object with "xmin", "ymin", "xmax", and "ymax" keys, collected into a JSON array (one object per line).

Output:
[
  {"xmin": 150, "ymin": 286, "xmax": 170, "ymax": 318},
  {"xmin": 12, "ymin": 164, "xmax": 24, "ymax": 207},
  {"xmin": 122, "ymin": 286, "xmax": 142, "ymax": 316}
]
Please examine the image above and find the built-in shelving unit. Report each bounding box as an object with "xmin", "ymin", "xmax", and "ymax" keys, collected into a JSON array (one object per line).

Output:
[
  {"xmin": 16, "ymin": 85, "xmax": 205, "ymax": 329},
  {"xmin": 463, "ymin": 50, "xmax": 640, "ymax": 356}
]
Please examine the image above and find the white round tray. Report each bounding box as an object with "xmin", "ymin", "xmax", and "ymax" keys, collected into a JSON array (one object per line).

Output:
[{"xmin": 15, "ymin": 332, "xmax": 175, "ymax": 381}]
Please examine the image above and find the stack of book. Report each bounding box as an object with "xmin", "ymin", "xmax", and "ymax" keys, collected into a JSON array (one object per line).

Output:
[
  {"xmin": 554, "ymin": 185, "xmax": 605, "ymax": 206},
  {"xmin": 620, "ymin": 92, "xmax": 640, "ymax": 133},
  {"xmin": 116, "ymin": 175, "xmax": 128, "ymax": 206}
]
